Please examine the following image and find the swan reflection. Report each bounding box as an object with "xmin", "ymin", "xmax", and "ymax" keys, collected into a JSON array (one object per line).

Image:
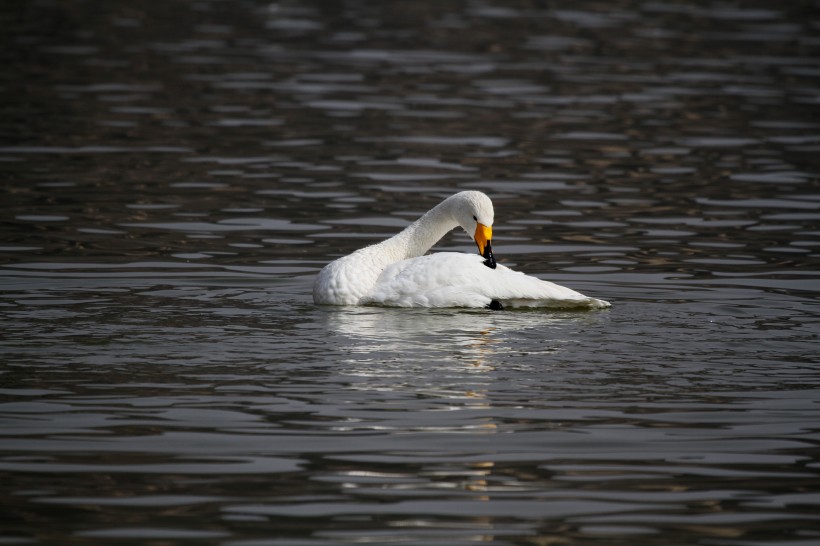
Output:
[
  {"xmin": 325, "ymin": 307, "xmax": 537, "ymax": 364},
  {"xmin": 316, "ymin": 307, "xmax": 596, "ymax": 515},
  {"xmin": 319, "ymin": 306, "xmax": 586, "ymax": 380}
]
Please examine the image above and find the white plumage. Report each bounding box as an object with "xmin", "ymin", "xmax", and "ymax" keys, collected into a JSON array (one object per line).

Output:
[{"xmin": 313, "ymin": 191, "xmax": 609, "ymax": 310}]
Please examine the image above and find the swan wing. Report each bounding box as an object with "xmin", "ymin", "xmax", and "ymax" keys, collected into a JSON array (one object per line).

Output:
[{"xmin": 362, "ymin": 253, "xmax": 610, "ymax": 309}]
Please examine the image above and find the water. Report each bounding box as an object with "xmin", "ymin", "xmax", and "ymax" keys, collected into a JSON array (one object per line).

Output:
[{"xmin": 2, "ymin": 0, "xmax": 820, "ymax": 544}]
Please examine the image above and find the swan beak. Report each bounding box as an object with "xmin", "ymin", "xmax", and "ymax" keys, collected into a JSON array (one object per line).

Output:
[{"xmin": 474, "ymin": 223, "xmax": 496, "ymax": 269}]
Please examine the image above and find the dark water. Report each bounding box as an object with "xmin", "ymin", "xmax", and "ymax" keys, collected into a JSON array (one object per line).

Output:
[{"xmin": 2, "ymin": 0, "xmax": 820, "ymax": 544}]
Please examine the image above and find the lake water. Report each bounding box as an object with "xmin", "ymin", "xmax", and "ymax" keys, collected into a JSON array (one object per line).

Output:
[{"xmin": 2, "ymin": 1, "xmax": 820, "ymax": 544}]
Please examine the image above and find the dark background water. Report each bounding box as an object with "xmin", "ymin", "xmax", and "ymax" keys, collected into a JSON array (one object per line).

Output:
[{"xmin": 2, "ymin": 1, "xmax": 820, "ymax": 545}]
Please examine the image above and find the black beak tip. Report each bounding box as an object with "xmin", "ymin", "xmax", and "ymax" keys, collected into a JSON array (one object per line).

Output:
[{"xmin": 482, "ymin": 242, "xmax": 496, "ymax": 269}]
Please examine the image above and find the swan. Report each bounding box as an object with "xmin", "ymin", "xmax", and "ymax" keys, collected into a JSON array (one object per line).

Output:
[{"xmin": 312, "ymin": 191, "xmax": 610, "ymax": 310}]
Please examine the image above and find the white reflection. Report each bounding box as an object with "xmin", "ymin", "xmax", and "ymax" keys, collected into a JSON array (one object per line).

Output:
[
  {"xmin": 317, "ymin": 307, "xmax": 591, "ymax": 516},
  {"xmin": 320, "ymin": 305, "xmax": 577, "ymax": 373}
]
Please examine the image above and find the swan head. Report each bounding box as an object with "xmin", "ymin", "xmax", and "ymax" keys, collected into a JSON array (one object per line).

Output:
[{"xmin": 451, "ymin": 191, "xmax": 496, "ymax": 269}]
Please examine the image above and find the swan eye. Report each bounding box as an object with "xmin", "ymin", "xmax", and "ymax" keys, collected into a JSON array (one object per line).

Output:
[{"xmin": 472, "ymin": 215, "xmax": 477, "ymax": 221}]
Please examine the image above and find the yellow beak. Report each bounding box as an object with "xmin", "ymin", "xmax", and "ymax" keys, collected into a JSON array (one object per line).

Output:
[{"xmin": 474, "ymin": 223, "xmax": 492, "ymax": 255}]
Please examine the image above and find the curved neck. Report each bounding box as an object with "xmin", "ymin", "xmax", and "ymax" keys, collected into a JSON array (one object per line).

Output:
[{"xmin": 376, "ymin": 197, "xmax": 458, "ymax": 261}]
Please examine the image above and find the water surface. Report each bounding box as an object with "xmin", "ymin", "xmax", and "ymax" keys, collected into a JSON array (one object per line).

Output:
[{"xmin": 1, "ymin": 1, "xmax": 819, "ymax": 544}]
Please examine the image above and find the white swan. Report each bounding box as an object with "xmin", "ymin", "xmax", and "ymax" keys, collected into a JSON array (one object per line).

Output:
[{"xmin": 312, "ymin": 191, "xmax": 610, "ymax": 310}]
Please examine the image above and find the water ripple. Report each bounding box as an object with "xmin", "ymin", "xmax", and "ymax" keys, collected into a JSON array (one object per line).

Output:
[{"xmin": 2, "ymin": 0, "xmax": 819, "ymax": 544}]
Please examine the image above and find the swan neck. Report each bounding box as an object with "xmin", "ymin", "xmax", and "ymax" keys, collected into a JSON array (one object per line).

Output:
[{"xmin": 392, "ymin": 198, "xmax": 458, "ymax": 259}]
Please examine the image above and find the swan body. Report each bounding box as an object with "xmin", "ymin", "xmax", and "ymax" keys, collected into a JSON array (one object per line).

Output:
[
  {"xmin": 362, "ymin": 253, "xmax": 608, "ymax": 309},
  {"xmin": 313, "ymin": 191, "xmax": 609, "ymax": 309}
]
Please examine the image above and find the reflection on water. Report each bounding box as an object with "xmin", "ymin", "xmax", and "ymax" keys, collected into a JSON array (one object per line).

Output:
[
  {"xmin": 2, "ymin": 0, "xmax": 820, "ymax": 544},
  {"xmin": 323, "ymin": 306, "xmax": 576, "ymax": 390}
]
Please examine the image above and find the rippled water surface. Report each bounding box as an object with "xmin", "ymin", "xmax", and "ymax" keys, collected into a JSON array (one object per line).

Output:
[{"xmin": 2, "ymin": 0, "xmax": 820, "ymax": 544}]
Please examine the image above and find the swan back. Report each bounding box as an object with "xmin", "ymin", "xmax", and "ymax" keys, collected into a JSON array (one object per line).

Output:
[{"xmin": 362, "ymin": 253, "xmax": 610, "ymax": 309}]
